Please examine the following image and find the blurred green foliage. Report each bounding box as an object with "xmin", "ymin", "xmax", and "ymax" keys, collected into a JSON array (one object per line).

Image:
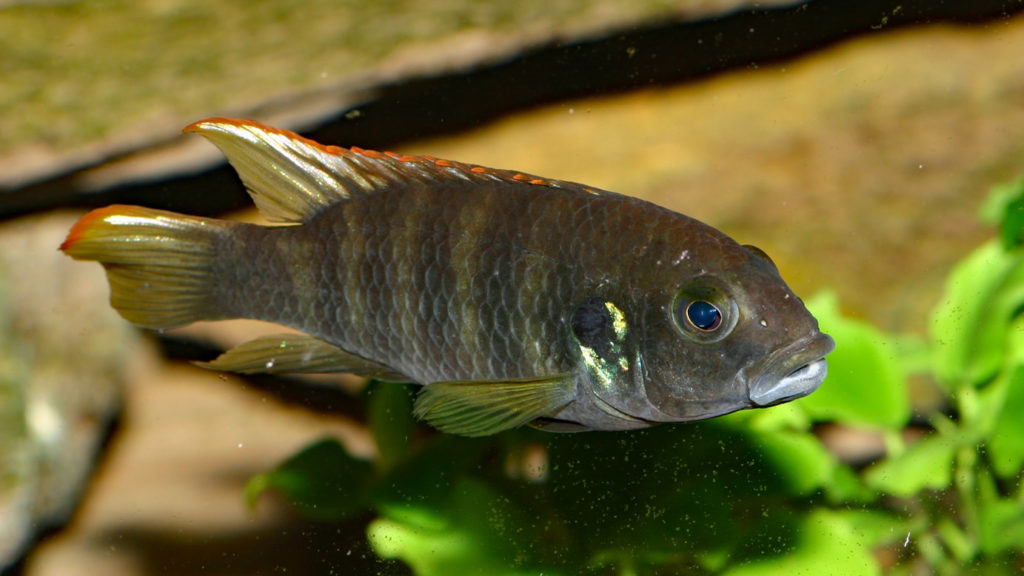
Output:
[{"xmin": 247, "ymin": 179, "xmax": 1024, "ymax": 574}]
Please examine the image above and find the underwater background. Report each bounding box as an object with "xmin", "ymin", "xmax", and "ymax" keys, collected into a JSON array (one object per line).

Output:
[{"xmin": 2, "ymin": 1, "xmax": 1024, "ymax": 574}]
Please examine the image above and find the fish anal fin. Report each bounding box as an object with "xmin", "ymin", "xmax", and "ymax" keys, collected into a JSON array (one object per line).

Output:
[
  {"xmin": 197, "ymin": 333, "xmax": 408, "ymax": 381},
  {"xmin": 528, "ymin": 418, "xmax": 590, "ymax": 433},
  {"xmin": 413, "ymin": 374, "xmax": 576, "ymax": 437}
]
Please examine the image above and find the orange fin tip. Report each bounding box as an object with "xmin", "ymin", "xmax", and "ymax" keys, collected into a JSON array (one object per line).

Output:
[
  {"xmin": 60, "ymin": 205, "xmax": 135, "ymax": 252},
  {"xmin": 181, "ymin": 117, "xmax": 612, "ymax": 217}
]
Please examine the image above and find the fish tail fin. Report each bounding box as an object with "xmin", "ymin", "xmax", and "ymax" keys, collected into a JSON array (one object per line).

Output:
[{"xmin": 60, "ymin": 205, "xmax": 234, "ymax": 330}]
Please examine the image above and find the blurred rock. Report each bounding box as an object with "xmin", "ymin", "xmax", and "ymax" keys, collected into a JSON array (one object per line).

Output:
[{"xmin": 0, "ymin": 213, "xmax": 136, "ymax": 570}]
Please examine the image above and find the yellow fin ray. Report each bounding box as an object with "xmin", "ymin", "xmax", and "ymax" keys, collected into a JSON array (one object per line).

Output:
[
  {"xmin": 184, "ymin": 118, "xmax": 613, "ymax": 223},
  {"xmin": 60, "ymin": 205, "xmax": 231, "ymax": 329},
  {"xmin": 185, "ymin": 119, "xmax": 352, "ymax": 222},
  {"xmin": 413, "ymin": 375, "xmax": 575, "ymax": 437},
  {"xmin": 198, "ymin": 333, "xmax": 408, "ymax": 381}
]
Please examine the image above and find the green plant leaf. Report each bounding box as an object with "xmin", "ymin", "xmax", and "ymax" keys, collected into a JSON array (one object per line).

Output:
[
  {"xmin": 825, "ymin": 463, "xmax": 875, "ymax": 504},
  {"xmin": 245, "ymin": 437, "xmax": 373, "ymax": 521},
  {"xmin": 931, "ymin": 241, "xmax": 1024, "ymax": 388},
  {"xmin": 937, "ymin": 516, "xmax": 975, "ymax": 564},
  {"xmin": 977, "ymin": 467, "xmax": 1024, "ymax": 556},
  {"xmin": 365, "ymin": 380, "xmax": 416, "ymax": 472},
  {"xmin": 1001, "ymin": 196, "xmax": 1024, "ymax": 251},
  {"xmin": 721, "ymin": 509, "xmax": 881, "ymax": 576},
  {"xmin": 979, "ymin": 177, "xmax": 1024, "ymax": 250},
  {"xmin": 747, "ymin": 429, "xmax": 835, "ymax": 495},
  {"xmin": 370, "ymin": 434, "xmax": 493, "ymax": 518},
  {"xmin": 368, "ymin": 477, "xmax": 547, "ymax": 576},
  {"xmin": 742, "ymin": 402, "xmax": 811, "ymax": 433},
  {"xmin": 987, "ymin": 362, "xmax": 1024, "ymax": 479},
  {"xmin": 864, "ymin": 434, "xmax": 956, "ymax": 497},
  {"xmin": 798, "ymin": 292, "xmax": 909, "ymax": 429}
]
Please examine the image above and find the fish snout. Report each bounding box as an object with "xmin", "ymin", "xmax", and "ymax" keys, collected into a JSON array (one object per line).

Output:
[{"xmin": 749, "ymin": 333, "xmax": 835, "ymax": 406}]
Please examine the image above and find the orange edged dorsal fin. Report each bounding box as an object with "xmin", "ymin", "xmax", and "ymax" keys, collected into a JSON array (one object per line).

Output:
[{"xmin": 184, "ymin": 118, "xmax": 608, "ymax": 223}]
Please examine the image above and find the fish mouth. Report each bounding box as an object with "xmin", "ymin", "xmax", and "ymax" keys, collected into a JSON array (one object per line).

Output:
[{"xmin": 748, "ymin": 333, "xmax": 835, "ymax": 407}]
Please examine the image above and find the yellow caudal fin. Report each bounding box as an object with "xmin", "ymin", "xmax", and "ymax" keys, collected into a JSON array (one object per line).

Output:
[{"xmin": 60, "ymin": 205, "xmax": 234, "ymax": 330}]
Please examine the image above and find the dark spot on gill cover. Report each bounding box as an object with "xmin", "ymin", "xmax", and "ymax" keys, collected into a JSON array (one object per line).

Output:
[{"xmin": 571, "ymin": 296, "xmax": 615, "ymax": 358}]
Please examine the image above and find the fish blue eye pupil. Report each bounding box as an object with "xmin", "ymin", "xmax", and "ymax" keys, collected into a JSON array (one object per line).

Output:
[{"xmin": 686, "ymin": 300, "xmax": 722, "ymax": 331}]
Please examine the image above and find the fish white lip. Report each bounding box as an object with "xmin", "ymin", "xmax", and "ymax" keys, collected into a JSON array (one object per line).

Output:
[
  {"xmin": 749, "ymin": 333, "xmax": 835, "ymax": 406},
  {"xmin": 750, "ymin": 358, "xmax": 828, "ymax": 406}
]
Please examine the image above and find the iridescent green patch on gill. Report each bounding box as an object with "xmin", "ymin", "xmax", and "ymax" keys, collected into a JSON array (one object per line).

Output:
[{"xmin": 572, "ymin": 297, "xmax": 631, "ymax": 391}]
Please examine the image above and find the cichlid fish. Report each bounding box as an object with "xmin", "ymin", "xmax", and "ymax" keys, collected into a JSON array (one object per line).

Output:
[{"xmin": 61, "ymin": 118, "xmax": 834, "ymax": 437}]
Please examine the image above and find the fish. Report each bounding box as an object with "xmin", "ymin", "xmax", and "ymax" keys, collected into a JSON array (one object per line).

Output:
[{"xmin": 60, "ymin": 117, "xmax": 835, "ymax": 437}]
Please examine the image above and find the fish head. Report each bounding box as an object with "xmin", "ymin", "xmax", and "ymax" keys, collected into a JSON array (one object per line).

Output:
[{"xmin": 627, "ymin": 238, "xmax": 835, "ymax": 423}]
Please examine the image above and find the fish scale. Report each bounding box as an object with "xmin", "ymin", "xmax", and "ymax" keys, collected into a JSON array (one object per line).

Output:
[
  {"xmin": 258, "ymin": 184, "xmax": 542, "ymax": 383},
  {"xmin": 60, "ymin": 117, "xmax": 834, "ymax": 436}
]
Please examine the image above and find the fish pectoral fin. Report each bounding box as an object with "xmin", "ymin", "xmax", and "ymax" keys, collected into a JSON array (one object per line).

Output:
[
  {"xmin": 412, "ymin": 374, "xmax": 576, "ymax": 437},
  {"xmin": 196, "ymin": 333, "xmax": 408, "ymax": 381}
]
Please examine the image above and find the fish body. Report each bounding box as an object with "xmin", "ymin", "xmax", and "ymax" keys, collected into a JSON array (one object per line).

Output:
[{"xmin": 61, "ymin": 118, "xmax": 834, "ymax": 436}]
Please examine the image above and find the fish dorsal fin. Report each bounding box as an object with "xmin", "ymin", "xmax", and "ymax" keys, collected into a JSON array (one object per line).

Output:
[
  {"xmin": 413, "ymin": 374, "xmax": 576, "ymax": 437},
  {"xmin": 185, "ymin": 117, "xmax": 609, "ymax": 223},
  {"xmin": 197, "ymin": 333, "xmax": 409, "ymax": 382}
]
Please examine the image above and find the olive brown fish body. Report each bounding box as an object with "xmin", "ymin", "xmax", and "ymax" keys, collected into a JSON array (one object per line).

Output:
[{"xmin": 61, "ymin": 118, "xmax": 834, "ymax": 436}]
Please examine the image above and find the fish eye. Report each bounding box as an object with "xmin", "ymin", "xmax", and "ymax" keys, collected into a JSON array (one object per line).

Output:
[
  {"xmin": 672, "ymin": 280, "xmax": 737, "ymax": 342},
  {"xmin": 684, "ymin": 300, "xmax": 722, "ymax": 331}
]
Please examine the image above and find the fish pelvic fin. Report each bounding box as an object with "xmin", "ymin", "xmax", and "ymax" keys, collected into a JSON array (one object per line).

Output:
[
  {"xmin": 60, "ymin": 205, "xmax": 231, "ymax": 330},
  {"xmin": 198, "ymin": 333, "xmax": 409, "ymax": 381},
  {"xmin": 184, "ymin": 118, "xmax": 613, "ymax": 223},
  {"xmin": 413, "ymin": 374, "xmax": 576, "ymax": 437}
]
